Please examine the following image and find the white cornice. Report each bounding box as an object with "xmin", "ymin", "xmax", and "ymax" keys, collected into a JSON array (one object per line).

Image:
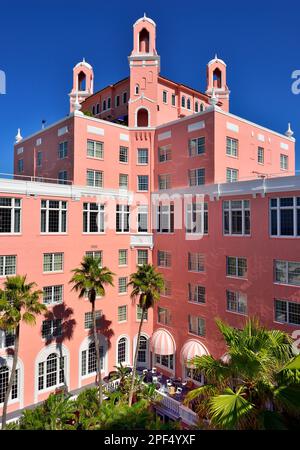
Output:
[
  {"xmin": 0, "ymin": 178, "xmax": 133, "ymax": 202},
  {"xmin": 152, "ymin": 174, "xmax": 300, "ymax": 199}
]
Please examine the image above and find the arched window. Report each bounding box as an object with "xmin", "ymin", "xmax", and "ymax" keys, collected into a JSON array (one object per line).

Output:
[
  {"xmin": 0, "ymin": 366, "xmax": 18, "ymax": 404},
  {"xmin": 81, "ymin": 342, "xmax": 104, "ymax": 376},
  {"xmin": 136, "ymin": 108, "xmax": 149, "ymax": 127},
  {"xmin": 200, "ymin": 103, "xmax": 205, "ymax": 112},
  {"xmin": 107, "ymin": 98, "xmax": 111, "ymax": 109},
  {"xmin": 78, "ymin": 71, "xmax": 86, "ymax": 91},
  {"xmin": 137, "ymin": 335, "xmax": 148, "ymax": 366},
  {"xmin": 213, "ymin": 68, "xmax": 222, "ymax": 88},
  {"xmin": 195, "ymin": 102, "xmax": 199, "ymax": 113},
  {"xmin": 135, "ymin": 84, "xmax": 140, "ymax": 95},
  {"xmin": 38, "ymin": 353, "xmax": 65, "ymax": 391},
  {"xmin": 181, "ymin": 96, "xmax": 186, "ymax": 108},
  {"xmin": 102, "ymin": 100, "xmax": 106, "ymax": 111},
  {"xmin": 117, "ymin": 337, "xmax": 128, "ymax": 364},
  {"xmin": 187, "ymin": 98, "xmax": 191, "ymax": 110},
  {"xmin": 139, "ymin": 28, "xmax": 150, "ymax": 53}
]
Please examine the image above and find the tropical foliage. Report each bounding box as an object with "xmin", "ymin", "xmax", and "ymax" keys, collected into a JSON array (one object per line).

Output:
[
  {"xmin": 0, "ymin": 275, "xmax": 47, "ymax": 429},
  {"xmin": 185, "ymin": 318, "xmax": 300, "ymax": 430},
  {"xmin": 70, "ymin": 256, "xmax": 114, "ymax": 406},
  {"xmin": 127, "ymin": 264, "xmax": 164, "ymax": 407}
]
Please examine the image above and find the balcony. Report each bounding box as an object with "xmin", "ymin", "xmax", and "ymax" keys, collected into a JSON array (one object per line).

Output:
[{"xmin": 130, "ymin": 233, "xmax": 154, "ymax": 249}]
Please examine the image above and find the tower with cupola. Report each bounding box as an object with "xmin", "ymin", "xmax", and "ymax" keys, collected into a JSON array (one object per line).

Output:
[
  {"xmin": 206, "ymin": 55, "xmax": 230, "ymax": 111},
  {"xmin": 69, "ymin": 58, "xmax": 94, "ymax": 113},
  {"xmin": 128, "ymin": 14, "xmax": 160, "ymax": 128}
]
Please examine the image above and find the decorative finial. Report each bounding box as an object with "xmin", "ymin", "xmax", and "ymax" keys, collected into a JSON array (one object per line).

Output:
[
  {"xmin": 144, "ymin": 12, "xmax": 146, "ymax": 18},
  {"xmin": 83, "ymin": 57, "xmax": 86, "ymax": 63},
  {"xmin": 209, "ymin": 88, "xmax": 218, "ymax": 107},
  {"xmin": 15, "ymin": 128, "xmax": 23, "ymax": 143},
  {"xmin": 215, "ymin": 53, "xmax": 218, "ymax": 60},
  {"xmin": 285, "ymin": 122, "xmax": 294, "ymax": 138}
]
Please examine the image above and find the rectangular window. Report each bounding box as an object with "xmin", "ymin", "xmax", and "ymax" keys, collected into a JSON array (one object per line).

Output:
[
  {"xmin": 188, "ymin": 168, "xmax": 205, "ymax": 186},
  {"xmin": 0, "ymin": 367, "xmax": 18, "ymax": 403},
  {"xmin": 42, "ymin": 319, "xmax": 62, "ymax": 339},
  {"xmin": 158, "ymin": 174, "xmax": 171, "ymax": 190},
  {"xmin": 226, "ymin": 257, "xmax": 247, "ymax": 278},
  {"xmin": 156, "ymin": 204, "xmax": 174, "ymax": 233},
  {"xmin": 119, "ymin": 146, "xmax": 128, "ymax": 163},
  {"xmin": 258, "ymin": 147, "xmax": 264, "ymax": 164},
  {"xmin": 118, "ymin": 249, "xmax": 128, "ymax": 266},
  {"xmin": 162, "ymin": 90, "xmax": 168, "ymax": 103},
  {"xmin": 158, "ymin": 307, "xmax": 171, "ymax": 325},
  {"xmin": 275, "ymin": 299, "xmax": 300, "ymax": 325},
  {"xmin": 158, "ymin": 144, "xmax": 171, "ymax": 163},
  {"xmin": 155, "ymin": 354, "xmax": 174, "ymax": 370},
  {"xmin": 37, "ymin": 152, "xmax": 42, "ymax": 167},
  {"xmin": 157, "ymin": 250, "xmax": 171, "ymax": 268},
  {"xmin": 18, "ymin": 159, "xmax": 24, "ymax": 173},
  {"xmin": 137, "ymin": 249, "xmax": 148, "ymax": 266},
  {"xmin": 136, "ymin": 305, "xmax": 148, "ymax": 321},
  {"xmin": 84, "ymin": 310, "xmax": 102, "ymax": 329},
  {"xmin": 226, "ymin": 168, "xmax": 238, "ymax": 183},
  {"xmin": 122, "ymin": 92, "xmax": 127, "ymax": 104},
  {"xmin": 86, "ymin": 170, "xmax": 103, "ymax": 188},
  {"xmin": 83, "ymin": 203, "xmax": 104, "ymax": 233},
  {"xmin": 188, "ymin": 253, "xmax": 205, "ymax": 272},
  {"xmin": 0, "ymin": 198, "xmax": 21, "ymax": 233},
  {"xmin": 274, "ymin": 260, "xmax": 300, "ymax": 286},
  {"xmin": 137, "ymin": 175, "xmax": 149, "ymax": 191},
  {"xmin": 186, "ymin": 202, "xmax": 208, "ymax": 234},
  {"xmin": 43, "ymin": 253, "xmax": 63, "ymax": 273},
  {"xmin": 116, "ymin": 205, "xmax": 130, "ymax": 232},
  {"xmin": 171, "ymin": 94, "xmax": 176, "ymax": 106},
  {"xmin": 118, "ymin": 305, "xmax": 127, "ymax": 322},
  {"xmin": 43, "ymin": 285, "xmax": 63, "ymax": 305},
  {"xmin": 87, "ymin": 140, "xmax": 104, "ymax": 159},
  {"xmin": 58, "ymin": 171, "xmax": 68, "ymax": 184},
  {"xmin": 188, "ymin": 315, "xmax": 206, "ymax": 337},
  {"xmin": 223, "ymin": 200, "xmax": 250, "ymax": 235},
  {"xmin": 0, "ymin": 255, "xmax": 17, "ymax": 277},
  {"xmin": 162, "ymin": 280, "xmax": 172, "ymax": 297},
  {"xmin": 119, "ymin": 174, "xmax": 128, "ymax": 189},
  {"xmin": 86, "ymin": 250, "xmax": 103, "ymax": 266},
  {"xmin": 280, "ymin": 154, "xmax": 288, "ymax": 170},
  {"xmin": 41, "ymin": 200, "xmax": 67, "ymax": 233},
  {"xmin": 226, "ymin": 137, "xmax": 238, "ymax": 157},
  {"xmin": 188, "ymin": 284, "xmax": 206, "ymax": 304},
  {"xmin": 270, "ymin": 197, "xmax": 300, "ymax": 237},
  {"xmin": 115, "ymin": 95, "xmax": 120, "ymax": 107},
  {"xmin": 118, "ymin": 277, "xmax": 128, "ymax": 294},
  {"xmin": 137, "ymin": 205, "xmax": 148, "ymax": 232},
  {"xmin": 137, "ymin": 148, "xmax": 149, "ymax": 165},
  {"xmin": 188, "ymin": 137, "xmax": 205, "ymax": 156},
  {"xmin": 0, "ymin": 329, "xmax": 15, "ymax": 349},
  {"xmin": 226, "ymin": 290, "xmax": 247, "ymax": 314},
  {"xmin": 58, "ymin": 141, "xmax": 68, "ymax": 159},
  {"xmin": 96, "ymin": 104, "xmax": 100, "ymax": 114}
]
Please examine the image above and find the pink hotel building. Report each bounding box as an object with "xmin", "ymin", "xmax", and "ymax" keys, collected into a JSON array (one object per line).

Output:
[{"xmin": 1, "ymin": 15, "xmax": 300, "ymax": 420}]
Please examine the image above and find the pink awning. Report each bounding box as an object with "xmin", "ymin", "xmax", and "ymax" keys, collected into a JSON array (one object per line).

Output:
[
  {"xmin": 151, "ymin": 329, "xmax": 176, "ymax": 355},
  {"xmin": 181, "ymin": 340, "xmax": 209, "ymax": 367}
]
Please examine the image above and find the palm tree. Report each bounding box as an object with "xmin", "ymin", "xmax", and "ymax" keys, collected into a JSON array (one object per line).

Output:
[
  {"xmin": 127, "ymin": 264, "xmax": 164, "ymax": 407},
  {"xmin": 185, "ymin": 318, "xmax": 300, "ymax": 429},
  {"xmin": 0, "ymin": 275, "xmax": 47, "ymax": 429},
  {"xmin": 70, "ymin": 256, "xmax": 114, "ymax": 406}
]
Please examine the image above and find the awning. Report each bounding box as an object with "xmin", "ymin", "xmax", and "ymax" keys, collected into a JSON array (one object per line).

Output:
[
  {"xmin": 181, "ymin": 340, "xmax": 209, "ymax": 367},
  {"xmin": 151, "ymin": 329, "xmax": 176, "ymax": 355}
]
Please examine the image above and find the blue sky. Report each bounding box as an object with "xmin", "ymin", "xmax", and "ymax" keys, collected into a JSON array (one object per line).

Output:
[{"xmin": 0, "ymin": 0, "xmax": 299, "ymax": 173}]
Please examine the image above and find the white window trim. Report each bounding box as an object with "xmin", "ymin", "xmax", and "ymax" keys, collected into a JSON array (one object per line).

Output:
[
  {"xmin": 78, "ymin": 335, "xmax": 108, "ymax": 387},
  {"xmin": 116, "ymin": 334, "xmax": 131, "ymax": 367},
  {"xmin": 0, "ymin": 356, "xmax": 24, "ymax": 408},
  {"xmin": 133, "ymin": 333, "xmax": 150, "ymax": 368}
]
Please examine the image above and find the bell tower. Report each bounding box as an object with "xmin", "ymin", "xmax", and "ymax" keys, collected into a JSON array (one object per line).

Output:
[
  {"xmin": 128, "ymin": 14, "xmax": 160, "ymax": 128},
  {"xmin": 206, "ymin": 55, "xmax": 230, "ymax": 112},
  {"xmin": 69, "ymin": 58, "xmax": 94, "ymax": 113}
]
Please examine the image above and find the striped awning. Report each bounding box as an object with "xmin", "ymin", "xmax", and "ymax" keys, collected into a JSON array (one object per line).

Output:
[
  {"xmin": 181, "ymin": 340, "xmax": 209, "ymax": 367},
  {"xmin": 151, "ymin": 329, "xmax": 176, "ymax": 355}
]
